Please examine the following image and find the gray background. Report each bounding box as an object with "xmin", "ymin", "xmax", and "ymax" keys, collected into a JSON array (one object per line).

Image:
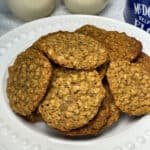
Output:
[{"xmin": 0, "ymin": 0, "xmax": 125, "ymax": 36}]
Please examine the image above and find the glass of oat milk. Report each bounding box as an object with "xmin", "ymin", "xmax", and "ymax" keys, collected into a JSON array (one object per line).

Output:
[{"xmin": 124, "ymin": 0, "xmax": 150, "ymax": 33}]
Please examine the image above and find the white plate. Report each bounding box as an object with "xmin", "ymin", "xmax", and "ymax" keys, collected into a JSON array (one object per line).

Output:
[{"xmin": 0, "ymin": 15, "xmax": 150, "ymax": 150}]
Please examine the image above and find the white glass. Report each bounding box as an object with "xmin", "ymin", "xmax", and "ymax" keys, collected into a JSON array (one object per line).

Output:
[
  {"xmin": 6, "ymin": 0, "xmax": 56, "ymax": 21},
  {"xmin": 64, "ymin": 0, "xmax": 109, "ymax": 15}
]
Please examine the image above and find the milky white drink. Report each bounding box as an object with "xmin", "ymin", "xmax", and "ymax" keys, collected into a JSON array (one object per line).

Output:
[
  {"xmin": 64, "ymin": 0, "xmax": 109, "ymax": 15},
  {"xmin": 7, "ymin": 0, "xmax": 56, "ymax": 21}
]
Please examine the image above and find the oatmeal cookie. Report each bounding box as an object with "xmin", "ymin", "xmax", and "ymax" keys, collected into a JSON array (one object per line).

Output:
[
  {"xmin": 7, "ymin": 48, "xmax": 52, "ymax": 116},
  {"xmin": 33, "ymin": 31, "xmax": 108, "ymax": 70},
  {"xmin": 60, "ymin": 99, "xmax": 110, "ymax": 136},
  {"xmin": 59, "ymin": 81, "xmax": 120, "ymax": 136},
  {"xmin": 75, "ymin": 24, "xmax": 108, "ymax": 43},
  {"xmin": 107, "ymin": 61, "xmax": 150, "ymax": 116},
  {"xmin": 39, "ymin": 67, "xmax": 105, "ymax": 131},
  {"xmin": 76, "ymin": 25, "xmax": 142, "ymax": 61},
  {"xmin": 104, "ymin": 31, "xmax": 142, "ymax": 61},
  {"xmin": 103, "ymin": 82, "xmax": 120, "ymax": 128},
  {"xmin": 135, "ymin": 52, "xmax": 150, "ymax": 73}
]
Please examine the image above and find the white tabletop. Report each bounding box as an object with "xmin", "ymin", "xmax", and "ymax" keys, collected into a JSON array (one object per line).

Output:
[{"xmin": 0, "ymin": 0, "xmax": 126, "ymax": 36}]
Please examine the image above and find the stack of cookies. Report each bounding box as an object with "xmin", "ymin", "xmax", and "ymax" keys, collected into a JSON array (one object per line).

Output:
[{"xmin": 7, "ymin": 25, "xmax": 150, "ymax": 137}]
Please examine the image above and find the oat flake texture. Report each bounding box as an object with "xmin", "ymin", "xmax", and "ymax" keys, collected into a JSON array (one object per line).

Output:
[
  {"xmin": 107, "ymin": 61, "xmax": 150, "ymax": 116},
  {"xmin": 76, "ymin": 25, "xmax": 142, "ymax": 61},
  {"xmin": 39, "ymin": 67, "xmax": 105, "ymax": 131},
  {"xmin": 135, "ymin": 52, "xmax": 150, "ymax": 73},
  {"xmin": 33, "ymin": 31, "xmax": 108, "ymax": 70},
  {"xmin": 7, "ymin": 48, "xmax": 52, "ymax": 116},
  {"xmin": 61, "ymin": 99, "xmax": 110, "ymax": 136}
]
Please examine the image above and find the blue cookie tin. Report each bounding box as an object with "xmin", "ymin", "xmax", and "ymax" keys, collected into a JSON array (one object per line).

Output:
[{"xmin": 124, "ymin": 0, "xmax": 150, "ymax": 33}]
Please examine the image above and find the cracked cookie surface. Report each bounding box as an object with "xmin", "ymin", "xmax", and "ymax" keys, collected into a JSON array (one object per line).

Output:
[{"xmin": 39, "ymin": 67, "xmax": 105, "ymax": 131}]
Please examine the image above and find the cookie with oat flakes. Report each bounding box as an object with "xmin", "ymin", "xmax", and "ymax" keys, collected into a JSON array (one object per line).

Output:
[
  {"xmin": 76, "ymin": 25, "xmax": 142, "ymax": 61},
  {"xmin": 7, "ymin": 48, "xmax": 52, "ymax": 116},
  {"xmin": 104, "ymin": 31, "xmax": 142, "ymax": 61},
  {"xmin": 102, "ymin": 80, "xmax": 120, "ymax": 129},
  {"xmin": 60, "ymin": 80, "xmax": 120, "ymax": 137},
  {"xmin": 39, "ymin": 67, "xmax": 105, "ymax": 131},
  {"xmin": 60, "ymin": 98, "xmax": 110, "ymax": 136},
  {"xmin": 107, "ymin": 61, "xmax": 150, "ymax": 116},
  {"xmin": 58, "ymin": 67, "xmax": 110, "ymax": 136},
  {"xmin": 135, "ymin": 52, "xmax": 150, "ymax": 73},
  {"xmin": 32, "ymin": 31, "xmax": 108, "ymax": 70},
  {"xmin": 75, "ymin": 24, "xmax": 108, "ymax": 44}
]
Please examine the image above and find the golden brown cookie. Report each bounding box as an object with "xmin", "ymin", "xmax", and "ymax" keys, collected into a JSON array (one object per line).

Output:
[
  {"xmin": 103, "ymin": 81, "xmax": 120, "ymax": 129},
  {"xmin": 39, "ymin": 67, "xmax": 105, "ymax": 131},
  {"xmin": 104, "ymin": 102, "xmax": 120, "ymax": 128},
  {"xmin": 135, "ymin": 52, "xmax": 150, "ymax": 73},
  {"xmin": 107, "ymin": 61, "xmax": 150, "ymax": 116},
  {"xmin": 60, "ymin": 98, "xmax": 110, "ymax": 136},
  {"xmin": 60, "ymin": 92, "xmax": 119, "ymax": 137},
  {"xmin": 76, "ymin": 24, "xmax": 108, "ymax": 43},
  {"xmin": 76, "ymin": 25, "xmax": 142, "ymax": 61},
  {"xmin": 33, "ymin": 31, "xmax": 108, "ymax": 70},
  {"xmin": 58, "ymin": 67, "xmax": 110, "ymax": 136},
  {"xmin": 7, "ymin": 48, "xmax": 52, "ymax": 116},
  {"xmin": 104, "ymin": 31, "xmax": 142, "ymax": 61}
]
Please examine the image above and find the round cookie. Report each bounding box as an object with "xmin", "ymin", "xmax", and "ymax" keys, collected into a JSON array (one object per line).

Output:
[
  {"xmin": 76, "ymin": 25, "xmax": 142, "ymax": 61},
  {"xmin": 106, "ymin": 61, "xmax": 150, "ymax": 116},
  {"xmin": 7, "ymin": 48, "xmax": 52, "ymax": 116},
  {"xmin": 104, "ymin": 31, "xmax": 142, "ymax": 61},
  {"xmin": 33, "ymin": 31, "xmax": 108, "ymax": 70},
  {"xmin": 39, "ymin": 67, "xmax": 105, "ymax": 131},
  {"xmin": 60, "ymin": 99, "xmax": 110, "ymax": 136},
  {"xmin": 75, "ymin": 24, "xmax": 108, "ymax": 43},
  {"xmin": 58, "ymin": 67, "xmax": 110, "ymax": 136},
  {"xmin": 135, "ymin": 52, "xmax": 150, "ymax": 73},
  {"xmin": 62, "ymin": 81, "xmax": 120, "ymax": 137}
]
